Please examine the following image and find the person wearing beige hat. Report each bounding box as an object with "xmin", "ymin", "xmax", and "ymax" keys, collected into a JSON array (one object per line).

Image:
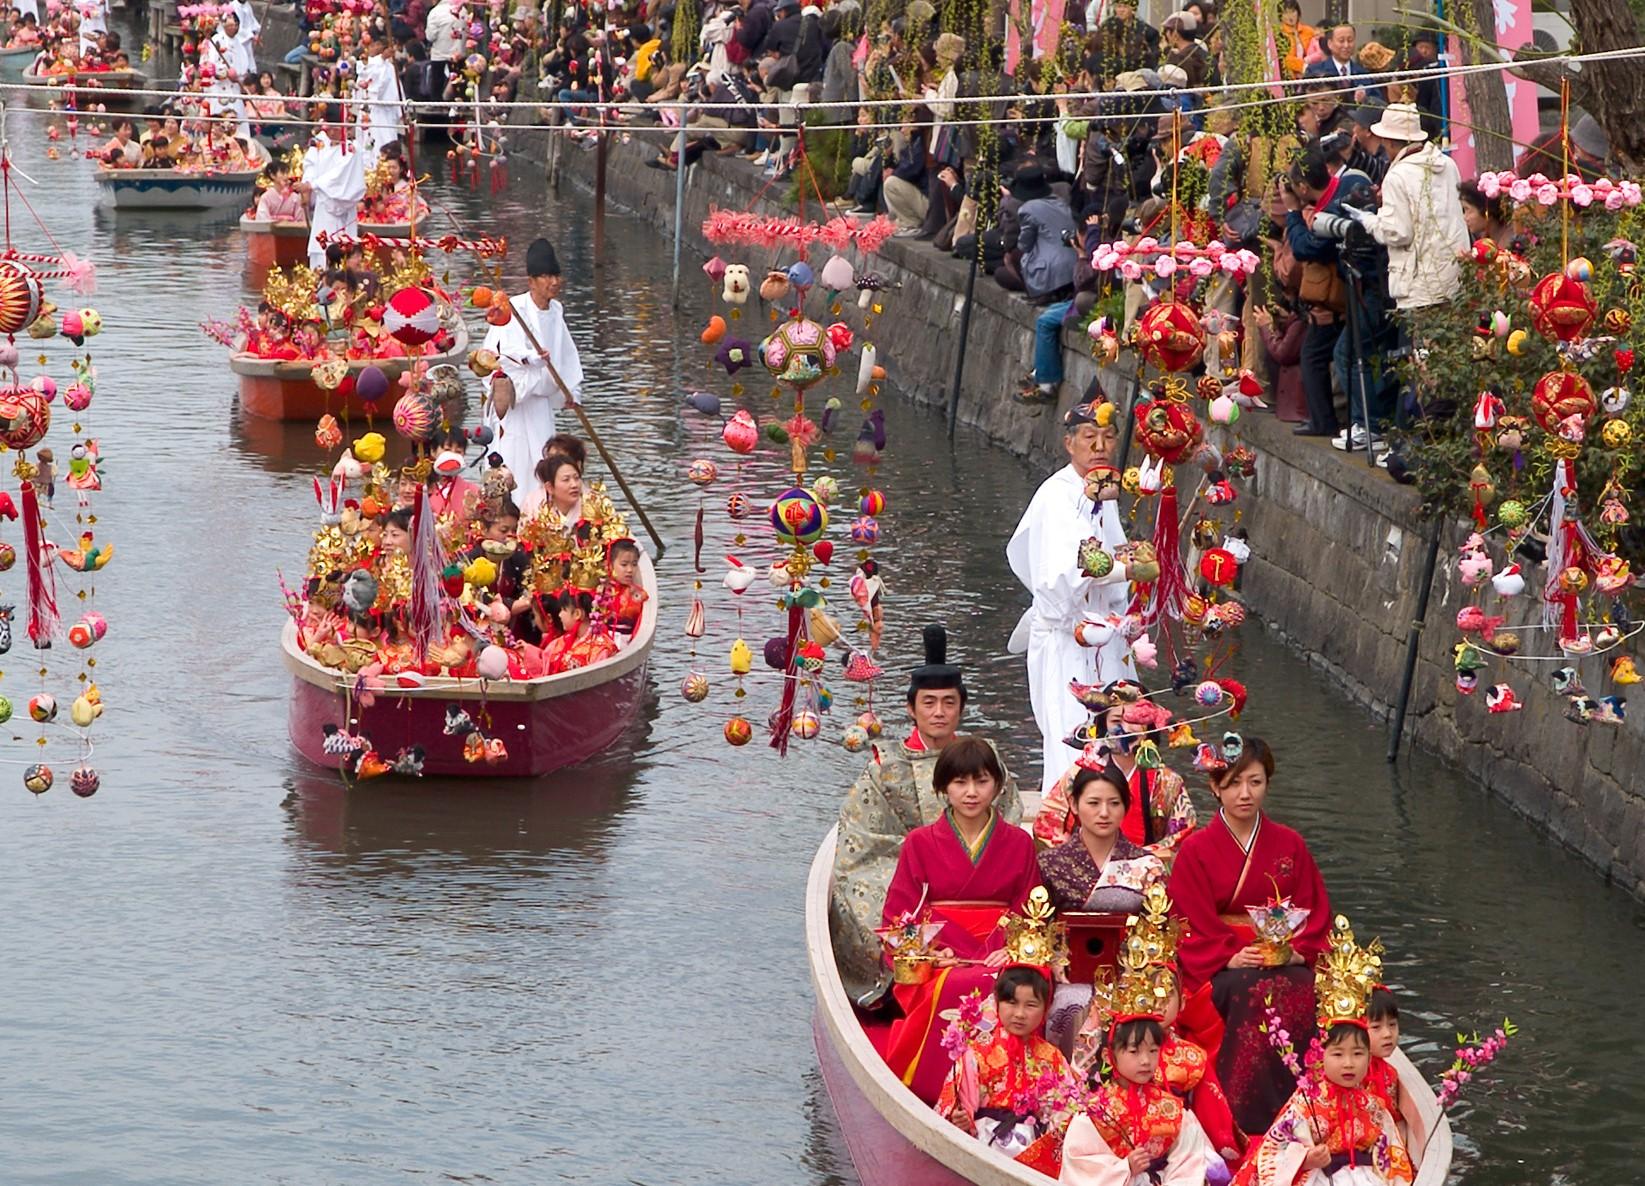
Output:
[{"xmin": 1345, "ymin": 101, "xmax": 1468, "ymax": 312}]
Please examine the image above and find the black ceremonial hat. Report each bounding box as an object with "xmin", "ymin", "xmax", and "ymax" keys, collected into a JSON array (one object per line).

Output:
[
  {"xmin": 526, "ymin": 237, "xmax": 562, "ymax": 277},
  {"xmin": 909, "ymin": 624, "xmax": 965, "ymax": 695}
]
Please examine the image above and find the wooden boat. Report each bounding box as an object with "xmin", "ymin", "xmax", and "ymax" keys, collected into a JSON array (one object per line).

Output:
[
  {"xmin": 240, "ymin": 218, "xmax": 414, "ymax": 287},
  {"xmin": 95, "ymin": 165, "xmax": 260, "ymax": 210},
  {"xmin": 803, "ymin": 828, "xmax": 1454, "ymax": 1186},
  {"xmin": 22, "ymin": 66, "xmax": 146, "ymax": 110},
  {"xmin": 0, "ymin": 46, "xmax": 37, "ymax": 82},
  {"xmin": 231, "ymin": 322, "xmax": 469, "ymax": 421},
  {"xmin": 281, "ymin": 553, "xmax": 657, "ymax": 778}
]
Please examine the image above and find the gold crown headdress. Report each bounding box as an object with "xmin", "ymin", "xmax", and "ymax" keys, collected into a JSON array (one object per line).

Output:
[
  {"xmin": 1000, "ymin": 887, "xmax": 1069, "ymax": 973},
  {"xmin": 1093, "ymin": 883, "xmax": 1182, "ymax": 1022},
  {"xmin": 1315, "ymin": 914, "xmax": 1384, "ymax": 1030}
]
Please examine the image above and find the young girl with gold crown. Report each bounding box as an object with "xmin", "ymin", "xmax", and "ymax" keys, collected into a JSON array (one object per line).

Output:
[
  {"xmin": 1232, "ymin": 918, "xmax": 1415, "ymax": 1186},
  {"xmin": 1060, "ymin": 885, "xmax": 1223, "ymax": 1186},
  {"xmin": 935, "ymin": 888, "xmax": 1082, "ymax": 1174},
  {"xmin": 1363, "ymin": 985, "xmax": 1406, "ymax": 1143}
]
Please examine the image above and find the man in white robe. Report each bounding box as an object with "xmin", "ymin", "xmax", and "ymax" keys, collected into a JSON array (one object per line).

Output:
[
  {"xmin": 356, "ymin": 39, "xmax": 406, "ymax": 161},
  {"xmin": 204, "ymin": 14, "xmax": 253, "ymax": 140},
  {"xmin": 480, "ymin": 238, "xmax": 584, "ymax": 487},
  {"xmin": 228, "ymin": 0, "xmax": 261, "ymax": 71},
  {"xmin": 1006, "ymin": 397, "xmax": 1137, "ymax": 792},
  {"xmin": 301, "ymin": 124, "xmax": 367, "ymax": 267}
]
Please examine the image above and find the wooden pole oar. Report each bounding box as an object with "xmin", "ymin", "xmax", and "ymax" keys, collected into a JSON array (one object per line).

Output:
[{"xmin": 498, "ymin": 302, "xmax": 666, "ymax": 560}]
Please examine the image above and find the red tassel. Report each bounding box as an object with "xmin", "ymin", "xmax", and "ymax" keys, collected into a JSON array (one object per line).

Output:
[
  {"xmin": 1130, "ymin": 485, "xmax": 1187, "ymax": 629},
  {"xmin": 20, "ymin": 481, "xmax": 57, "ymax": 648},
  {"xmin": 1472, "ymin": 496, "xmax": 1488, "ymax": 530},
  {"xmin": 767, "ymin": 601, "xmax": 803, "ymax": 755}
]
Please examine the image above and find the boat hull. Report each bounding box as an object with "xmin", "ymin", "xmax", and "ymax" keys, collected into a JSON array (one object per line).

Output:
[
  {"xmin": 25, "ymin": 68, "xmax": 146, "ymax": 110},
  {"xmin": 803, "ymin": 830, "xmax": 1454, "ymax": 1186},
  {"xmin": 232, "ymin": 324, "xmax": 469, "ymax": 421},
  {"xmin": 282, "ymin": 556, "xmax": 657, "ymax": 779},
  {"xmin": 96, "ymin": 168, "xmax": 258, "ymax": 209},
  {"xmin": 0, "ymin": 47, "xmax": 35, "ymax": 82}
]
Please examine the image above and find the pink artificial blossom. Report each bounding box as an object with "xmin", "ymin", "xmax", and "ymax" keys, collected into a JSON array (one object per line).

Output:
[
  {"xmin": 1606, "ymin": 190, "xmax": 1626, "ymax": 211},
  {"xmin": 1535, "ymin": 184, "xmax": 1559, "ymax": 206},
  {"xmin": 1205, "ymin": 239, "xmax": 1227, "ymax": 257},
  {"xmin": 1479, "ymin": 174, "xmax": 1501, "ymax": 199},
  {"xmin": 1155, "ymin": 256, "xmax": 1178, "ymax": 277},
  {"xmin": 1188, "ymin": 256, "xmax": 1215, "ymax": 278},
  {"xmin": 1509, "ymin": 179, "xmax": 1532, "ymax": 202},
  {"xmin": 1136, "ymin": 236, "xmax": 1160, "ymax": 252},
  {"xmin": 1571, "ymin": 184, "xmax": 1594, "ymax": 208},
  {"xmin": 1120, "ymin": 260, "xmax": 1143, "ymax": 281},
  {"xmin": 1621, "ymin": 181, "xmax": 1642, "ymax": 205}
]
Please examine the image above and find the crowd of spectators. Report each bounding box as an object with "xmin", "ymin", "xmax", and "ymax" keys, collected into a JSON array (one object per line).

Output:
[{"xmin": 263, "ymin": 0, "xmax": 1621, "ymax": 471}]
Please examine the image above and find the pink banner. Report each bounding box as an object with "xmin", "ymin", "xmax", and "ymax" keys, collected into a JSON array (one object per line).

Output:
[
  {"xmin": 1004, "ymin": 0, "xmax": 1067, "ymax": 73},
  {"xmin": 1446, "ymin": 0, "xmax": 1541, "ymax": 178}
]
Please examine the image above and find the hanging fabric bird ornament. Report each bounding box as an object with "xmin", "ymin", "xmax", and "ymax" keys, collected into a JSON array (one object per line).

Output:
[{"xmin": 57, "ymin": 532, "xmax": 111, "ymax": 572}]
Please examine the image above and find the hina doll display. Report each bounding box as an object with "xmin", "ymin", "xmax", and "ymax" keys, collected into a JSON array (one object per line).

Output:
[
  {"xmin": 936, "ymin": 891, "xmax": 1081, "ymax": 1174},
  {"xmin": 1059, "ymin": 886, "xmax": 1221, "ymax": 1186},
  {"xmin": 1037, "ymin": 755, "xmax": 1164, "ymax": 1052},
  {"xmin": 878, "ymin": 735, "xmax": 1043, "ymax": 1103},
  {"xmin": 1166, "ymin": 736, "xmax": 1332, "ymax": 1136},
  {"xmin": 1007, "ymin": 399, "xmax": 1141, "ymax": 793},
  {"xmin": 1233, "ymin": 918, "xmax": 1414, "ymax": 1186},
  {"xmin": 1035, "ymin": 682, "xmax": 1197, "ymax": 864},
  {"xmin": 829, "ymin": 627, "xmax": 1023, "ymax": 1007}
]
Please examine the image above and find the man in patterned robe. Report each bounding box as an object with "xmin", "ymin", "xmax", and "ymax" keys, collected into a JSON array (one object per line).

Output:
[{"xmin": 827, "ymin": 624, "xmax": 1023, "ymax": 1007}]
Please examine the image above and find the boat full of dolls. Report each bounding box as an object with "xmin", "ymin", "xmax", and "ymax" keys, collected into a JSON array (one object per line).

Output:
[
  {"xmin": 281, "ymin": 553, "xmax": 655, "ymax": 779},
  {"xmin": 803, "ymin": 823, "xmax": 1454, "ymax": 1186}
]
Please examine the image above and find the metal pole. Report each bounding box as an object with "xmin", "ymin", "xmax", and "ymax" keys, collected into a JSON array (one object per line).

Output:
[
  {"xmin": 594, "ymin": 129, "xmax": 607, "ymax": 261},
  {"xmin": 1387, "ymin": 528, "xmax": 1442, "ymax": 762},
  {"xmin": 671, "ymin": 125, "xmax": 687, "ymax": 308},
  {"xmin": 947, "ymin": 244, "xmax": 980, "ymax": 439}
]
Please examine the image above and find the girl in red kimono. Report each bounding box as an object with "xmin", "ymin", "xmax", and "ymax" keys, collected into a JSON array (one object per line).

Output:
[
  {"xmin": 540, "ymin": 589, "xmax": 617, "ymax": 675},
  {"xmin": 1363, "ymin": 987, "xmax": 1406, "ymax": 1141},
  {"xmin": 1166, "ymin": 737, "xmax": 1332, "ymax": 1138},
  {"xmin": 603, "ymin": 539, "xmax": 648, "ymax": 636},
  {"xmin": 881, "ymin": 736, "xmax": 1042, "ymax": 1104},
  {"xmin": 935, "ymin": 961, "xmax": 1080, "ymax": 1173},
  {"xmin": 1232, "ymin": 919, "xmax": 1414, "ymax": 1186}
]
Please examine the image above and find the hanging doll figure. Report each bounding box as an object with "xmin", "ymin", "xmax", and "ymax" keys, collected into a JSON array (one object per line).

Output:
[
  {"xmin": 65, "ymin": 440, "xmax": 100, "ymax": 507},
  {"xmin": 35, "ymin": 448, "xmax": 55, "ymax": 507}
]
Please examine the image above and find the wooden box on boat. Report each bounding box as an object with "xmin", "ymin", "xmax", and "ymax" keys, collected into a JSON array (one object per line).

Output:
[
  {"xmin": 804, "ymin": 829, "xmax": 1454, "ymax": 1186},
  {"xmin": 231, "ymin": 322, "xmax": 469, "ymax": 421},
  {"xmin": 281, "ymin": 554, "xmax": 657, "ymax": 778},
  {"xmin": 95, "ymin": 165, "xmax": 260, "ymax": 210}
]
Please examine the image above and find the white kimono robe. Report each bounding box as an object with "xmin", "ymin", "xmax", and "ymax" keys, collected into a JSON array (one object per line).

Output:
[
  {"xmin": 480, "ymin": 293, "xmax": 584, "ymax": 485},
  {"xmin": 1059, "ymin": 1110, "xmax": 1214, "ymax": 1186},
  {"xmin": 1006, "ymin": 464, "xmax": 1136, "ymax": 792},
  {"xmin": 356, "ymin": 55, "xmax": 405, "ymax": 159},
  {"xmin": 302, "ymin": 136, "xmax": 367, "ymax": 267},
  {"xmin": 229, "ymin": 0, "xmax": 261, "ymax": 70},
  {"xmin": 203, "ymin": 32, "xmax": 252, "ymax": 139}
]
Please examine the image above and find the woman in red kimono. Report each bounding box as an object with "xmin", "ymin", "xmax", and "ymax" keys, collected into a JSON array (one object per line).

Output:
[
  {"xmin": 1166, "ymin": 736, "xmax": 1331, "ymax": 1139},
  {"xmin": 880, "ymin": 735, "xmax": 1042, "ymax": 1104}
]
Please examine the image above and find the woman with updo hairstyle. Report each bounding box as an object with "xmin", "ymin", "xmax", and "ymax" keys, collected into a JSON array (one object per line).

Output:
[
  {"xmin": 1166, "ymin": 736, "xmax": 1333, "ymax": 1137},
  {"xmin": 519, "ymin": 452, "xmax": 584, "ymax": 521}
]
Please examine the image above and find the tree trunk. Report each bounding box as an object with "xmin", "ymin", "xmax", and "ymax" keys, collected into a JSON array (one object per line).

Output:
[
  {"xmin": 1460, "ymin": 0, "xmax": 1514, "ymax": 172},
  {"xmin": 1568, "ymin": 0, "xmax": 1645, "ymax": 171}
]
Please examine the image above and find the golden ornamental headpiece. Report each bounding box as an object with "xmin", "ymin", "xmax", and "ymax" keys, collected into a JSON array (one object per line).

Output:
[
  {"xmin": 1000, "ymin": 886, "xmax": 1069, "ymax": 973},
  {"xmin": 1092, "ymin": 885, "xmax": 1180, "ymax": 1023},
  {"xmin": 1315, "ymin": 914, "xmax": 1384, "ymax": 1030}
]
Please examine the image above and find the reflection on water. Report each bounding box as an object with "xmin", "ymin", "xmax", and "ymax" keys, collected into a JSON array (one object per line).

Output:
[{"xmin": 0, "ymin": 92, "xmax": 1639, "ymax": 1186}]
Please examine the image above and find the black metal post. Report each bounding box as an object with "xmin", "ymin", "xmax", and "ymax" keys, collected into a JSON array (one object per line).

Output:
[
  {"xmin": 947, "ymin": 244, "xmax": 980, "ymax": 440},
  {"xmin": 1340, "ymin": 258, "xmax": 1376, "ymax": 468},
  {"xmin": 1114, "ymin": 364, "xmax": 1144, "ymax": 469},
  {"xmin": 1387, "ymin": 528, "xmax": 1443, "ymax": 762}
]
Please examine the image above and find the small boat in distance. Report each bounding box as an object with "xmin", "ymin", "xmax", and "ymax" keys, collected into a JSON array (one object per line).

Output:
[
  {"xmin": 803, "ymin": 828, "xmax": 1455, "ymax": 1186},
  {"xmin": 241, "ymin": 217, "xmax": 415, "ymax": 287},
  {"xmin": 23, "ymin": 66, "xmax": 147, "ymax": 110},
  {"xmin": 231, "ymin": 322, "xmax": 469, "ymax": 421},
  {"xmin": 282, "ymin": 553, "xmax": 658, "ymax": 779},
  {"xmin": 96, "ymin": 165, "xmax": 261, "ymax": 210}
]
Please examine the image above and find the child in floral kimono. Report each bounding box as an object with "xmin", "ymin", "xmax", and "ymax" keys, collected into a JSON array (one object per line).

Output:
[
  {"xmin": 1233, "ymin": 918, "xmax": 1414, "ymax": 1186},
  {"xmin": 937, "ymin": 966, "xmax": 1081, "ymax": 1173},
  {"xmin": 1060, "ymin": 1015, "xmax": 1221, "ymax": 1186},
  {"xmin": 1364, "ymin": 987, "xmax": 1405, "ymax": 1142}
]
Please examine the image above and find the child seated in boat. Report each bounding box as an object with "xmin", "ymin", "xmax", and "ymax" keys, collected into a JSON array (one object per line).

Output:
[
  {"xmin": 1060, "ymin": 1014, "xmax": 1221, "ymax": 1186},
  {"xmin": 255, "ymin": 312, "xmax": 300, "ymax": 359},
  {"xmin": 1231, "ymin": 919, "xmax": 1413, "ymax": 1186},
  {"xmin": 292, "ymin": 320, "xmax": 334, "ymax": 361},
  {"xmin": 936, "ymin": 965, "xmax": 1080, "ymax": 1173},
  {"xmin": 7, "ymin": 14, "xmax": 40, "ymax": 48},
  {"xmin": 143, "ymin": 135, "xmax": 176, "ymax": 169},
  {"xmin": 255, "ymin": 160, "xmax": 306, "ymax": 221},
  {"xmin": 427, "ymin": 431, "xmax": 482, "ymax": 523},
  {"xmin": 1364, "ymin": 987, "xmax": 1405, "ymax": 1141},
  {"xmin": 603, "ymin": 538, "xmax": 646, "ymax": 637},
  {"xmin": 99, "ymin": 119, "xmax": 141, "ymax": 168},
  {"xmin": 540, "ymin": 589, "xmax": 617, "ymax": 675},
  {"xmin": 1154, "ymin": 970, "xmax": 1241, "ymax": 1164}
]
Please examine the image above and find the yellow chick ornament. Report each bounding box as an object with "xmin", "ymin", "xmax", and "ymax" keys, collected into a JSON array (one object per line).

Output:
[
  {"xmin": 729, "ymin": 638, "xmax": 753, "ymax": 675},
  {"xmin": 353, "ymin": 432, "xmax": 387, "ymax": 464}
]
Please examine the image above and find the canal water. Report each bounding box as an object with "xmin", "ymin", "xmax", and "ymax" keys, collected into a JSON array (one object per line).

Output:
[{"xmin": 0, "ymin": 95, "xmax": 1640, "ymax": 1186}]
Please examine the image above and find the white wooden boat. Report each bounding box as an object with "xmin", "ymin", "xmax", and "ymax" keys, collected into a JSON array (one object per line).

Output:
[
  {"xmin": 95, "ymin": 165, "xmax": 261, "ymax": 210},
  {"xmin": 22, "ymin": 65, "xmax": 146, "ymax": 109},
  {"xmin": 0, "ymin": 46, "xmax": 36, "ymax": 82},
  {"xmin": 804, "ymin": 827, "xmax": 1454, "ymax": 1185}
]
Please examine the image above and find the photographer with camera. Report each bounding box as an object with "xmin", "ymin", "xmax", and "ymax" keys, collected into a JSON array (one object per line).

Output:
[{"xmin": 1279, "ymin": 145, "xmax": 1374, "ymax": 440}]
